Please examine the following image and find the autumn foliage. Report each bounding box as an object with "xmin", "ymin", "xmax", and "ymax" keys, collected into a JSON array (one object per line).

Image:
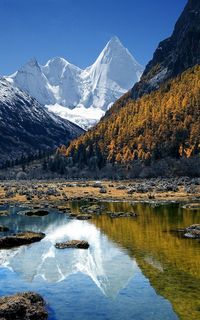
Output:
[{"xmin": 60, "ymin": 65, "xmax": 200, "ymax": 169}]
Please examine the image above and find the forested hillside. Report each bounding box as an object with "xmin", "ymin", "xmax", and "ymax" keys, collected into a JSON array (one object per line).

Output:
[
  {"xmin": 54, "ymin": 66, "xmax": 200, "ymax": 177},
  {"xmin": 46, "ymin": 0, "xmax": 200, "ymax": 178}
]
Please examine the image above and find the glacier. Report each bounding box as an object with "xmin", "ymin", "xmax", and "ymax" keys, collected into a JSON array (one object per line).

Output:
[{"xmin": 5, "ymin": 36, "xmax": 143, "ymax": 129}]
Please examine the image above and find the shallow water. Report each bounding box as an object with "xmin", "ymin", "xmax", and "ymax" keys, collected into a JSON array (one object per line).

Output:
[{"xmin": 0, "ymin": 201, "xmax": 199, "ymax": 320}]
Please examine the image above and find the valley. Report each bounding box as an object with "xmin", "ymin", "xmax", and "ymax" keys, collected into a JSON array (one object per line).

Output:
[{"xmin": 0, "ymin": 1, "xmax": 199, "ymax": 320}]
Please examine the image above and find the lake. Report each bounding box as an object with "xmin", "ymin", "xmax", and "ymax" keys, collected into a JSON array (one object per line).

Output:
[{"xmin": 0, "ymin": 201, "xmax": 199, "ymax": 320}]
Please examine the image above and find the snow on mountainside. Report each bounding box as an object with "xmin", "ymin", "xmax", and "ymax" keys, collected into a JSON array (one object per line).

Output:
[
  {"xmin": 6, "ymin": 37, "xmax": 143, "ymax": 129},
  {"xmin": 8, "ymin": 58, "xmax": 56, "ymax": 106},
  {"xmin": 0, "ymin": 78, "xmax": 83, "ymax": 163}
]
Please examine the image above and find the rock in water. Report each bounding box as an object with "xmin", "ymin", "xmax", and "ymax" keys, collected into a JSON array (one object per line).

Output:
[
  {"xmin": 19, "ymin": 210, "xmax": 49, "ymax": 217},
  {"xmin": 109, "ymin": 211, "xmax": 138, "ymax": 218},
  {"xmin": 171, "ymin": 224, "xmax": 200, "ymax": 239},
  {"xmin": 0, "ymin": 231, "xmax": 45, "ymax": 249},
  {"xmin": 0, "ymin": 225, "xmax": 9, "ymax": 232},
  {"xmin": 55, "ymin": 240, "xmax": 89, "ymax": 249},
  {"xmin": 185, "ymin": 224, "xmax": 200, "ymax": 238},
  {"xmin": 0, "ymin": 292, "xmax": 48, "ymax": 320},
  {"xmin": 76, "ymin": 214, "xmax": 92, "ymax": 220}
]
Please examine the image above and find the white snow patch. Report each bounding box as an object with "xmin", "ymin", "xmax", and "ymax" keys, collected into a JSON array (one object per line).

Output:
[{"xmin": 47, "ymin": 104, "xmax": 105, "ymax": 129}]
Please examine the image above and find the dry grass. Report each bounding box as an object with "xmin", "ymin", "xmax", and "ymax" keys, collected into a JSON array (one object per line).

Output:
[{"xmin": 0, "ymin": 180, "xmax": 199, "ymax": 205}]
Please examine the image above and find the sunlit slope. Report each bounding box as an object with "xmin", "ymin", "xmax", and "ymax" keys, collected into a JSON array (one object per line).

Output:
[{"xmin": 65, "ymin": 65, "xmax": 200, "ymax": 165}]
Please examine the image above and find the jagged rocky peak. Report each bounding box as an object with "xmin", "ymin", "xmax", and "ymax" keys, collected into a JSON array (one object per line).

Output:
[
  {"xmin": 87, "ymin": 36, "xmax": 143, "ymax": 91},
  {"xmin": 17, "ymin": 57, "xmax": 43, "ymax": 76},
  {"xmin": 42, "ymin": 57, "xmax": 82, "ymax": 86},
  {"xmin": 42, "ymin": 57, "xmax": 69, "ymax": 80},
  {"xmin": 95, "ymin": 36, "xmax": 131, "ymax": 63},
  {"xmin": 9, "ymin": 57, "xmax": 56, "ymax": 106},
  {"xmin": 103, "ymin": 36, "xmax": 141, "ymax": 66},
  {"xmin": 132, "ymin": 0, "xmax": 200, "ymax": 99},
  {"xmin": 23, "ymin": 57, "xmax": 40, "ymax": 68},
  {"xmin": 6, "ymin": 37, "xmax": 144, "ymax": 129}
]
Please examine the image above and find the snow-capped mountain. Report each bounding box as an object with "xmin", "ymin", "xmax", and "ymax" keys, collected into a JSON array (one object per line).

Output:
[
  {"xmin": 0, "ymin": 78, "xmax": 83, "ymax": 164},
  {"xmin": 6, "ymin": 37, "xmax": 143, "ymax": 129},
  {"xmin": 0, "ymin": 218, "xmax": 136, "ymax": 298}
]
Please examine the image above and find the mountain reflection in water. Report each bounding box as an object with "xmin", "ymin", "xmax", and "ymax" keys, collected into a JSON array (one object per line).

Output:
[
  {"xmin": 0, "ymin": 219, "xmax": 136, "ymax": 298},
  {"xmin": 0, "ymin": 203, "xmax": 194, "ymax": 320}
]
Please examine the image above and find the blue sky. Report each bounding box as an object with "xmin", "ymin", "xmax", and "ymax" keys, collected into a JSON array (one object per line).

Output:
[{"xmin": 0, "ymin": 0, "xmax": 187, "ymax": 75}]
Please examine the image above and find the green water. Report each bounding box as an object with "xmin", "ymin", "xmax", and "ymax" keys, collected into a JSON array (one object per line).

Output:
[{"xmin": 89, "ymin": 201, "xmax": 200, "ymax": 320}]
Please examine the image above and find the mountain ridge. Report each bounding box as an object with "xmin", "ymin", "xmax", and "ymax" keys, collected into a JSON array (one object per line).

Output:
[
  {"xmin": 0, "ymin": 78, "xmax": 84, "ymax": 165},
  {"xmin": 131, "ymin": 0, "xmax": 200, "ymax": 99},
  {"xmin": 5, "ymin": 37, "xmax": 143, "ymax": 129}
]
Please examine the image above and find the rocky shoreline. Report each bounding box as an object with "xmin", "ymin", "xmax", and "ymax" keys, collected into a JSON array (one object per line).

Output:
[{"xmin": 0, "ymin": 178, "xmax": 199, "ymax": 206}]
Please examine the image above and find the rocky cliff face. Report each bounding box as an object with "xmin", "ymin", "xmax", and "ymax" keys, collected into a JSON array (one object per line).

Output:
[{"xmin": 131, "ymin": 0, "xmax": 200, "ymax": 99}]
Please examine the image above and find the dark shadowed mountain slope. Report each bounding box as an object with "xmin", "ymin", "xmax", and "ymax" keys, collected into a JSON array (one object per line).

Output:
[
  {"xmin": 131, "ymin": 0, "xmax": 200, "ymax": 100},
  {"xmin": 105, "ymin": 0, "xmax": 200, "ymax": 118},
  {"xmin": 0, "ymin": 79, "xmax": 84, "ymax": 164}
]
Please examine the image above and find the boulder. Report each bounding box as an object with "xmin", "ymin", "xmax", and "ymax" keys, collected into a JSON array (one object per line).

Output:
[
  {"xmin": 57, "ymin": 205, "xmax": 71, "ymax": 213},
  {"xmin": 99, "ymin": 187, "xmax": 107, "ymax": 194},
  {"xmin": 171, "ymin": 224, "xmax": 200, "ymax": 239},
  {"xmin": 80, "ymin": 204, "xmax": 103, "ymax": 215},
  {"xmin": 182, "ymin": 203, "xmax": 200, "ymax": 210},
  {"xmin": 18, "ymin": 210, "xmax": 49, "ymax": 217},
  {"xmin": 55, "ymin": 240, "xmax": 89, "ymax": 249},
  {"xmin": 184, "ymin": 224, "xmax": 200, "ymax": 238},
  {"xmin": 116, "ymin": 185, "xmax": 127, "ymax": 190},
  {"xmin": 0, "ymin": 225, "xmax": 9, "ymax": 232},
  {"xmin": 0, "ymin": 231, "xmax": 45, "ymax": 249},
  {"xmin": 0, "ymin": 292, "xmax": 48, "ymax": 320},
  {"xmin": 76, "ymin": 214, "xmax": 92, "ymax": 220},
  {"xmin": 68, "ymin": 212, "xmax": 78, "ymax": 219},
  {"xmin": 0, "ymin": 211, "xmax": 9, "ymax": 216},
  {"xmin": 92, "ymin": 182, "xmax": 103, "ymax": 188},
  {"xmin": 109, "ymin": 211, "xmax": 138, "ymax": 218}
]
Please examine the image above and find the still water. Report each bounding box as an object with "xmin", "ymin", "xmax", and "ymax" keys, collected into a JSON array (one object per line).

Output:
[{"xmin": 0, "ymin": 201, "xmax": 199, "ymax": 320}]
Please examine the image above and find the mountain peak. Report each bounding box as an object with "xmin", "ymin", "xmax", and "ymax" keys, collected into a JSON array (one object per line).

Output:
[
  {"xmin": 43, "ymin": 56, "xmax": 82, "ymax": 75},
  {"xmin": 6, "ymin": 38, "xmax": 143, "ymax": 128},
  {"xmin": 107, "ymin": 36, "xmax": 122, "ymax": 47},
  {"xmin": 87, "ymin": 36, "xmax": 143, "ymax": 92},
  {"xmin": 104, "ymin": 36, "xmax": 128, "ymax": 54},
  {"xmin": 18, "ymin": 58, "xmax": 41, "ymax": 75},
  {"xmin": 100, "ymin": 36, "xmax": 142, "ymax": 68},
  {"xmin": 45, "ymin": 57, "xmax": 68, "ymax": 67},
  {"xmin": 25, "ymin": 57, "xmax": 40, "ymax": 69}
]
